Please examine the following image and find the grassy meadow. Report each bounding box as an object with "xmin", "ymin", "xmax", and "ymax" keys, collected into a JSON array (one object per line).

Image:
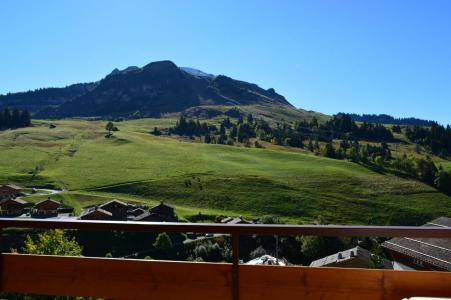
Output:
[{"xmin": 0, "ymin": 117, "xmax": 450, "ymax": 225}]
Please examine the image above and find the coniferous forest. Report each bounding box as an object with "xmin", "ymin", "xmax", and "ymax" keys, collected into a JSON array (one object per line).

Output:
[{"xmin": 0, "ymin": 107, "xmax": 31, "ymax": 130}]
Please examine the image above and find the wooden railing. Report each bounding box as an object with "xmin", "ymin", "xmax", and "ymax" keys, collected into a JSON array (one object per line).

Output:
[{"xmin": 1, "ymin": 219, "xmax": 451, "ymax": 300}]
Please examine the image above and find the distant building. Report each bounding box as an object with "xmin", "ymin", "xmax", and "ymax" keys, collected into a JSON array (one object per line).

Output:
[
  {"xmin": 33, "ymin": 197, "xmax": 61, "ymax": 217},
  {"xmin": 134, "ymin": 202, "xmax": 178, "ymax": 222},
  {"xmin": 0, "ymin": 198, "xmax": 31, "ymax": 216},
  {"xmin": 382, "ymin": 217, "xmax": 451, "ymax": 271},
  {"xmin": 79, "ymin": 207, "xmax": 113, "ymax": 220},
  {"xmin": 310, "ymin": 246, "xmax": 392, "ymax": 269},
  {"xmin": 220, "ymin": 216, "xmax": 254, "ymax": 225},
  {"xmin": 99, "ymin": 199, "xmax": 128, "ymax": 220},
  {"xmin": 246, "ymin": 255, "xmax": 287, "ymax": 266},
  {"xmin": 128, "ymin": 207, "xmax": 146, "ymax": 218},
  {"xmin": 0, "ymin": 185, "xmax": 24, "ymax": 201}
]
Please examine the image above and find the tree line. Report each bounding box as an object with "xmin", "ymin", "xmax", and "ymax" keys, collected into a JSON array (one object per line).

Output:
[
  {"xmin": 405, "ymin": 123, "xmax": 451, "ymax": 157},
  {"xmin": 0, "ymin": 107, "xmax": 31, "ymax": 130},
  {"xmin": 338, "ymin": 113, "xmax": 436, "ymax": 127},
  {"xmin": 166, "ymin": 113, "xmax": 393, "ymax": 148}
]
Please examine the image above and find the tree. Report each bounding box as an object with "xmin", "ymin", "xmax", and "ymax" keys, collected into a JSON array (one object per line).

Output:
[
  {"xmin": 435, "ymin": 170, "xmax": 451, "ymax": 194},
  {"xmin": 153, "ymin": 232, "xmax": 173, "ymax": 257},
  {"xmin": 323, "ymin": 142, "xmax": 336, "ymax": 158},
  {"xmin": 416, "ymin": 157, "xmax": 437, "ymax": 185},
  {"xmin": 151, "ymin": 127, "xmax": 162, "ymax": 136},
  {"xmin": 22, "ymin": 229, "xmax": 82, "ymax": 256},
  {"xmin": 105, "ymin": 121, "xmax": 115, "ymax": 137}
]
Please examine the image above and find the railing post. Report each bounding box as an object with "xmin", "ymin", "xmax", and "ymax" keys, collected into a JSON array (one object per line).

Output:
[{"xmin": 232, "ymin": 233, "xmax": 239, "ymax": 300}]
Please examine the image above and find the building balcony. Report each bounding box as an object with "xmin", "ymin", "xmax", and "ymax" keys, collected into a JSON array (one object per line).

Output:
[{"xmin": 0, "ymin": 219, "xmax": 450, "ymax": 300}]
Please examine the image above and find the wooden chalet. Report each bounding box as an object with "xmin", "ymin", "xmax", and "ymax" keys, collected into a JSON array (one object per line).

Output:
[
  {"xmin": 33, "ymin": 197, "xmax": 61, "ymax": 217},
  {"xmin": 99, "ymin": 199, "xmax": 128, "ymax": 220},
  {"xmin": 134, "ymin": 201, "xmax": 178, "ymax": 222},
  {"xmin": 0, "ymin": 198, "xmax": 31, "ymax": 216},
  {"xmin": 79, "ymin": 207, "xmax": 113, "ymax": 220},
  {"xmin": 382, "ymin": 217, "xmax": 451, "ymax": 271},
  {"xmin": 0, "ymin": 185, "xmax": 24, "ymax": 201}
]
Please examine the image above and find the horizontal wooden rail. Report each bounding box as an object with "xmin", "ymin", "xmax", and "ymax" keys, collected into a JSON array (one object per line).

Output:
[
  {"xmin": 0, "ymin": 218, "xmax": 451, "ymax": 237},
  {"xmin": 2, "ymin": 254, "xmax": 451, "ymax": 300},
  {"xmin": 1, "ymin": 219, "xmax": 451, "ymax": 300}
]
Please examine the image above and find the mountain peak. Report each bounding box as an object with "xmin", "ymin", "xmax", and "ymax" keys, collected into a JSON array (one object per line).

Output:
[
  {"xmin": 1, "ymin": 60, "xmax": 293, "ymax": 118},
  {"xmin": 180, "ymin": 67, "xmax": 214, "ymax": 78}
]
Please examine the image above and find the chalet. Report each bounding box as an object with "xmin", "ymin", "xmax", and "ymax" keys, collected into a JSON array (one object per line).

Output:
[
  {"xmin": 382, "ymin": 217, "xmax": 451, "ymax": 271},
  {"xmin": 33, "ymin": 197, "xmax": 61, "ymax": 217},
  {"xmin": 149, "ymin": 202, "xmax": 178, "ymax": 222},
  {"xmin": 79, "ymin": 207, "xmax": 113, "ymax": 220},
  {"xmin": 134, "ymin": 202, "xmax": 178, "ymax": 222},
  {"xmin": 0, "ymin": 198, "xmax": 31, "ymax": 216},
  {"xmin": 99, "ymin": 200, "xmax": 128, "ymax": 220},
  {"xmin": 0, "ymin": 185, "xmax": 24, "ymax": 201},
  {"xmin": 220, "ymin": 216, "xmax": 254, "ymax": 225},
  {"xmin": 310, "ymin": 246, "xmax": 392, "ymax": 269}
]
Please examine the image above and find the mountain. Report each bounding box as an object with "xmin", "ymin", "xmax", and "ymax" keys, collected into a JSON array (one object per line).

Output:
[
  {"xmin": 337, "ymin": 113, "xmax": 437, "ymax": 127},
  {"xmin": 180, "ymin": 67, "xmax": 214, "ymax": 78},
  {"xmin": 0, "ymin": 83, "xmax": 96, "ymax": 113},
  {"xmin": 0, "ymin": 60, "xmax": 292, "ymax": 118}
]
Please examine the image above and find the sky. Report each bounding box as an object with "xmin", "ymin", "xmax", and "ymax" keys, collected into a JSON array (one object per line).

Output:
[{"xmin": 1, "ymin": 0, "xmax": 450, "ymax": 124}]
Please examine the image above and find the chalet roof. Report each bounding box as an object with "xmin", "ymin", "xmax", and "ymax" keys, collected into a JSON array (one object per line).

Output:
[
  {"xmin": 310, "ymin": 246, "xmax": 372, "ymax": 267},
  {"xmin": 80, "ymin": 207, "xmax": 113, "ymax": 218},
  {"xmin": 149, "ymin": 202, "xmax": 174, "ymax": 212},
  {"xmin": 0, "ymin": 184, "xmax": 22, "ymax": 194},
  {"xmin": 99, "ymin": 199, "xmax": 128, "ymax": 208},
  {"xmin": 133, "ymin": 211, "xmax": 177, "ymax": 222},
  {"xmin": 382, "ymin": 217, "xmax": 451, "ymax": 271},
  {"xmin": 128, "ymin": 207, "xmax": 146, "ymax": 216},
  {"xmin": 221, "ymin": 216, "xmax": 254, "ymax": 225},
  {"xmin": 3, "ymin": 184, "xmax": 22, "ymax": 190},
  {"xmin": 0, "ymin": 198, "xmax": 29, "ymax": 206},
  {"xmin": 35, "ymin": 198, "xmax": 61, "ymax": 207}
]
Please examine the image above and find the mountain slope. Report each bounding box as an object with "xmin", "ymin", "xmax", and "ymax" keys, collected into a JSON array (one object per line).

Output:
[
  {"xmin": 1, "ymin": 60, "xmax": 294, "ymax": 119},
  {"xmin": 1, "ymin": 118, "xmax": 450, "ymax": 225}
]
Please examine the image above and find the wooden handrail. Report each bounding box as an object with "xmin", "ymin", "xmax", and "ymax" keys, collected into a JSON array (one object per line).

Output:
[
  {"xmin": 1, "ymin": 218, "xmax": 451, "ymax": 300},
  {"xmin": 0, "ymin": 218, "xmax": 450, "ymax": 237}
]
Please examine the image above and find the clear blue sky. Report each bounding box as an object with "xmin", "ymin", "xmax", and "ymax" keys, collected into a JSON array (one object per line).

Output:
[{"xmin": 1, "ymin": 0, "xmax": 450, "ymax": 124}]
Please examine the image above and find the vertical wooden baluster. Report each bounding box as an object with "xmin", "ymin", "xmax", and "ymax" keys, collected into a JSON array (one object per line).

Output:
[{"xmin": 232, "ymin": 233, "xmax": 239, "ymax": 300}]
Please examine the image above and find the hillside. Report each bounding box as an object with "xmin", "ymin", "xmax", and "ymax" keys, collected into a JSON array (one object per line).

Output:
[
  {"xmin": 0, "ymin": 60, "xmax": 308, "ymax": 120},
  {"xmin": 1, "ymin": 118, "xmax": 450, "ymax": 225}
]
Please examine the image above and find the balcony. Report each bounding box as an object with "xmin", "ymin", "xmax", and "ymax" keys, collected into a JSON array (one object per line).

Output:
[{"xmin": 1, "ymin": 219, "xmax": 451, "ymax": 300}]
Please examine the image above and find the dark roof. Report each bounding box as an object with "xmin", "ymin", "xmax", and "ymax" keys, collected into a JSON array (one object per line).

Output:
[
  {"xmin": 79, "ymin": 207, "xmax": 112, "ymax": 218},
  {"xmin": 382, "ymin": 217, "xmax": 451, "ymax": 271},
  {"xmin": 0, "ymin": 198, "xmax": 29, "ymax": 206},
  {"xmin": 310, "ymin": 246, "xmax": 371, "ymax": 267},
  {"xmin": 35, "ymin": 198, "xmax": 61, "ymax": 207},
  {"xmin": 133, "ymin": 211, "xmax": 177, "ymax": 222},
  {"xmin": 128, "ymin": 207, "xmax": 146, "ymax": 217},
  {"xmin": 149, "ymin": 202, "xmax": 174, "ymax": 212},
  {"xmin": 99, "ymin": 199, "xmax": 128, "ymax": 208}
]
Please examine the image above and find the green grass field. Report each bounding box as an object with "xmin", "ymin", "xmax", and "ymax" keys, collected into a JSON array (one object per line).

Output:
[{"xmin": 1, "ymin": 118, "xmax": 450, "ymax": 225}]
